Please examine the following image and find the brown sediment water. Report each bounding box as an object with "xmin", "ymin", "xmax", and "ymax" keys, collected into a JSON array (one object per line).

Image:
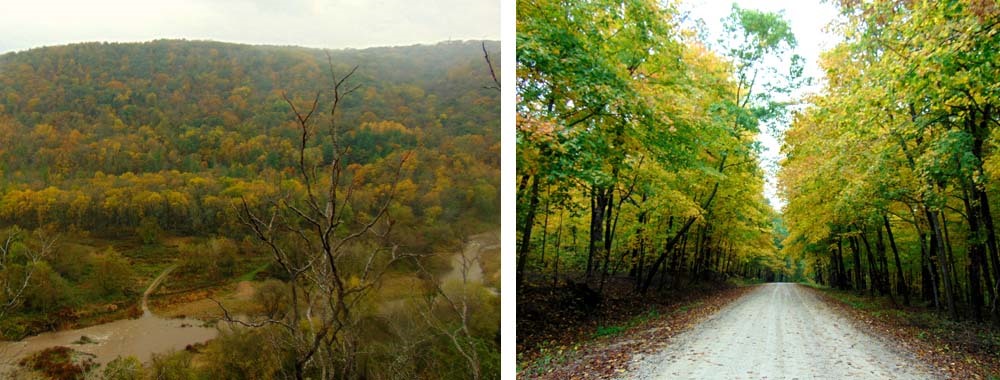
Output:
[
  {"xmin": 377, "ymin": 231, "xmax": 499, "ymax": 316},
  {"xmin": 441, "ymin": 231, "xmax": 500, "ymax": 295},
  {"xmin": 0, "ymin": 265, "xmax": 218, "ymax": 367}
]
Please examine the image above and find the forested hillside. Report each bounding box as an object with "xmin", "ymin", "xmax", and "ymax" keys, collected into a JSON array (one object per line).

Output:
[
  {"xmin": 0, "ymin": 40, "xmax": 500, "ymax": 379},
  {"xmin": 0, "ymin": 40, "xmax": 498, "ymax": 244}
]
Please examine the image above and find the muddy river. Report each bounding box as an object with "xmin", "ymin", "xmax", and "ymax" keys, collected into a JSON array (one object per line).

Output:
[{"xmin": 0, "ymin": 265, "xmax": 217, "ymax": 366}]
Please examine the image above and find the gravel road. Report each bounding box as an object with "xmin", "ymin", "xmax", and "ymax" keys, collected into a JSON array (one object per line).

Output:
[{"xmin": 624, "ymin": 283, "xmax": 940, "ymax": 379}]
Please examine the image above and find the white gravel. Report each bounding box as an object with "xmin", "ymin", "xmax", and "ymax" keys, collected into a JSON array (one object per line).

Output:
[{"xmin": 623, "ymin": 283, "xmax": 941, "ymax": 379}]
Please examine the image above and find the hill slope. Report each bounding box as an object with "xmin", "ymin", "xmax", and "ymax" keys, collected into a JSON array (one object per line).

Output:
[{"xmin": 0, "ymin": 40, "xmax": 499, "ymax": 244}]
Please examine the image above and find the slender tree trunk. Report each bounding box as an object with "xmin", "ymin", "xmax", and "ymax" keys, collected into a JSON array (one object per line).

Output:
[
  {"xmin": 941, "ymin": 211, "xmax": 963, "ymax": 302},
  {"xmin": 552, "ymin": 209, "xmax": 565, "ymax": 287},
  {"xmin": 599, "ymin": 190, "xmax": 616, "ymax": 291},
  {"xmin": 979, "ymin": 186, "xmax": 1000, "ymax": 323},
  {"xmin": 835, "ymin": 237, "xmax": 849, "ymax": 289},
  {"xmin": 921, "ymin": 229, "xmax": 941, "ymax": 310},
  {"xmin": 849, "ymin": 235, "xmax": 865, "ymax": 293},
  {"xmin": 641, "ymin": 216, "xmax": 697, "ymax": 294},
  {"xmin": 516, "ymin": 175, "xmax": 540, "ymax": 287},
  {"xmin": 860, "ymin": 229, "xmax": 880, "ymax": 296},
  {"xmin": 927, "ymin": 208, "xmax": 959, "ymax": 319},
  {"xmin": 885, "ymin": 214, "xmax": 909, "ymax": 306},
  {"xmin": 875, "ymin": 224, "xmax": 894, "ymax": 303},
  {"xmin": 539, "ymin": 185, "xmax": 551, "ymax": 275},
  {"xmin": 587, "ymin": 186, "xmax": 610, "ymax": 281}
]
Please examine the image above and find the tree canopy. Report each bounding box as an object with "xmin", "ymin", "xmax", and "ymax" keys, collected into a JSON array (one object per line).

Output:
[{"xmin": 779, "ymin": 0, "xmax": 1000, "ymax": 320}]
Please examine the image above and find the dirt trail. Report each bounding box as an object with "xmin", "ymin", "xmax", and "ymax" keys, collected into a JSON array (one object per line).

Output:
[
  {"xmin": 624, "ymin": 283, "xmax": 940, "ymax": 379},
  {"xmin": 142, "ymin": 264, "xmax": 176, "ymax": 316}
]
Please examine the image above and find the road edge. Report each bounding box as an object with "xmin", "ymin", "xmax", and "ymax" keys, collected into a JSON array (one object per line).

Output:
[
  {"xmin": 803, "ymin": 285, "xmax": 965, "ymax": 379},
  {"xmin": 517, "ymin": 284, "xmax": 757, "ymax": 379}
]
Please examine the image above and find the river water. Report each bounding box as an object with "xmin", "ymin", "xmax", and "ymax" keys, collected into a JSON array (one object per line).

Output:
[{"xmin": 0, "ymin": 266, "xmax": 218, "ymax": 367}]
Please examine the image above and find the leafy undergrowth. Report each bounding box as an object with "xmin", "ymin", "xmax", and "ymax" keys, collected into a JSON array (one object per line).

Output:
[
  {"xmin": 18, "ymin": 346, "xmax": 96, "ymax": 380},
  {"xmin": 517, "ymin": 275, "xmax": 755, "ymax": 379},
  {"xmin": 810, "ymin": 286, "xmax": 1000, "ymax": 379}
]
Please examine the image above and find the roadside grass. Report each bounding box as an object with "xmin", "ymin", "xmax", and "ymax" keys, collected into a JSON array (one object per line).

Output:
[
  {"xmin": 594, "ymin": 308, "xmax": 662, "ymax": 338},
  {"xmin": 517, "ymin": 345, "xmax": 575, "ymax": 377}
]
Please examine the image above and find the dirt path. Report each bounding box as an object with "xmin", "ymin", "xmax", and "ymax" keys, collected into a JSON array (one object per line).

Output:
[
  {"xmin": 624, "ymin": 283, "xmax": 941, "ymax": 379},
  {"xmin": 142, "ymin": 264, "xmax": 176, "ymax": 316}
]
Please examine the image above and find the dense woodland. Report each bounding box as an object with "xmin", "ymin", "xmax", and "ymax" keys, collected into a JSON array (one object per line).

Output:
[
  {"xmin": 516, "ymin": 0, "xmax": 795, "ymax": 297},
  {"xmin": 517, "ymin": 0, "xmax": 1000, "ymax": 377},
  {"xmin": 0, "ymin": 40, "xmax": 499, "ymax": 379},
  {"xmin": 780, "ymin": 0, "xmax": 1000, "ymax": 322},
  {"xmin": 0, "ymin": 40, "xmax": 498, "ymax": 242}
]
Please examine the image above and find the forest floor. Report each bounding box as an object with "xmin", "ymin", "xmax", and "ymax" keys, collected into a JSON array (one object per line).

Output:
[
  {"xmin": 516, "ymin": 275, "xmax": 754, "ymax": 379},
  {"xmin": 623, "ymin": 283, "xmax": 940, "ymax": 379},
  {"xmin": 814, "ymin": 286, "xmax": 1000, "ymax": 379}
]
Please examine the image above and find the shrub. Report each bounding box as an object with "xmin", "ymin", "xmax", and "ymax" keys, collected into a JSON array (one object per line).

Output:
[
  {"xmin": 100, "ymin": 356, "xmax": 146, "ymax": 380},
  {"xmin": 86, "ymin": 248, "xmax": 135, "ymax": 298},
  {"xmin": 253, "ymin": 280, "xmax": 289, "ymax": 319},
  {"xmin": 18, "ymin": 346, "xmax": 96, "ymax": 380},
  {"xmin": 150, "ymin": 350, "xmax": 197, "ymax": 380}
]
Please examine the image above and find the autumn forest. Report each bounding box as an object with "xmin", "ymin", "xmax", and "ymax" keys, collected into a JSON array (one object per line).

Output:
[
  {"xmin": 0, "ymin": 40, "xmax": 500, "ymax": 379},
  {"xmin": 517, "ymin": 0, "xmax": 1000, "ymax": 378}
]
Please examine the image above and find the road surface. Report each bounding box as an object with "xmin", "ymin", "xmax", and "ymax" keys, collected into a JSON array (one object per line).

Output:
[{"xmin": 625, "ymin": 283, "xmax": 939, "ymax": 379}]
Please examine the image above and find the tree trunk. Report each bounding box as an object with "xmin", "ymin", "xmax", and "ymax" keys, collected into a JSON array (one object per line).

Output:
[
  {"xmin": 961, "ymin": 187, "xmax": 985, "ymax": 321},
  {"xmin": 640, "ymin": 216, "xmax": 697, "ymax": 294},
  {"xmin": 941, "ymin": 211, "xmax": 963, "ymax": 302},
  {"xmin": 835, "ymin": 237, "xmax": 849, "ymax": 290},
  {"xmin": 516, "ymin": 175, "xmax": 540, "ymax": 287},
  {"xmin": 586, "ymin": 185, "xmax": 610, "ymax": 280},
  {"xmin": 875, "ymin": 224, "xmax": 894, "ymax": 303},
  {"xmin": 599, "ymin": 189, "xmax": 616, "ymax": 291},
  {"xmin": 849, "ymin": 235, "xmax": 865, "ymax": 293},
  {"xmin": 552, "ymin": 209, "xmax": 565, "ymax": 287},
  {"xmin": 538, "ymin": 186, "xmax": 551, "ymax": 275},
  {"xmin": 860, "ymin": 229, "xmax": 879, "ymax": 295},
  {"xmin": 969, "ymin": 105, "xmax": 1000, "ymax": 323},
  {"xmin": 927, "ymin": 208, "xmax": 959, "ymax": 319},
  {"xmin": 884, "ymin": 215, "xmax": 910, "ymax": 306}
]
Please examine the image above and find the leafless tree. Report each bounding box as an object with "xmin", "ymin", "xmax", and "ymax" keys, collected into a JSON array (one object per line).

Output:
[
  {"xmin": 413, "ymin": 237, "xmax": 495, "ymax": 380},
  {"xmin": 222, "ymin": 62, "xmax": 412, "ymax": 379},
  {"xmin": 0, "ymin": 228, "xmax": 55, "ymax": 373},
  {"xmin": 482, "ymin": 42, "xmax": 500, "ymax": 92},
  {"xmin": 0, "ymin": 228, "xmax": 55, "ymax": 321}
]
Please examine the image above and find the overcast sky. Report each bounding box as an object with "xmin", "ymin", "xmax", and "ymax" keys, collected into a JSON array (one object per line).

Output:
[
  {"xmin": 0, "ymin": 0, "xmax": 500, "ymax": 54},
  {"xmin": 685, "ymin": 0, "xmax": 842, "ymax": 210}
]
